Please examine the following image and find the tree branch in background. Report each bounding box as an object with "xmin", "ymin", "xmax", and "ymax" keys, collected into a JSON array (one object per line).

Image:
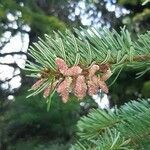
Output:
[
  {"xmin": 0, "ymin": 62, "xmax": 21, "ymax": 69},
  {"xmin": 0, "ymin": 51, "xmax": 27, "ymax": 57}
]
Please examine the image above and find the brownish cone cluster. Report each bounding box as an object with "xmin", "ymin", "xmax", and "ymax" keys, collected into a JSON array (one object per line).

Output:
[{"xmin": 31, "ymin": 57, "xmax": 112, "ymax": 103}]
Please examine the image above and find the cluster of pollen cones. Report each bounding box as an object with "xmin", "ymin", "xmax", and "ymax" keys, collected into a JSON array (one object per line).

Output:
[{"xmin": 31, "ymin": 57, "xmax": 112, "ymax": 103}]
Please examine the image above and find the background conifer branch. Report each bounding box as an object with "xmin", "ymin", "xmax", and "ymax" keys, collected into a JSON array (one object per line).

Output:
[{"xmin": 71, "ymin": 99, "xmax": 150, "ymax": 149}]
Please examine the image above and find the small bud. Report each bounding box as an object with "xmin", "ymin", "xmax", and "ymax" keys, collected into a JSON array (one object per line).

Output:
[
  {"xmin": 99, "ymin": 64, "xmax": 109, "ymax": 73},
  {"xmin": 89, "ymin": 65, "xmax": 99, "ymax": 77},
  {"xmin": 37, "ymin": 73, "xmax": 42, "ymax": 78},
  {"xmin": 101, "ymin": 68, "xmax": 112, "ymax": 81}
]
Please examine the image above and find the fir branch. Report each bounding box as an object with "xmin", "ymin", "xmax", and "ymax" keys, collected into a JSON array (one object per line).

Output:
[
  {"xmin": 26, "ymin": 27, "xmax": 150, "ymax": 101},
  {"xmin": 27, "ymin": 27, "xmax": 150, "ymax": 72},
  {"xmin": 70, "ymin": 129, "xmax": 132, "ymax": 150},
  {"xmin": 71, "ymin": 99, "xmax": 150, "ymax": 149}
]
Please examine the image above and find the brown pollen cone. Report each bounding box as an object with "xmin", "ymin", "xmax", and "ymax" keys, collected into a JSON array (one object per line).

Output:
[
  {"xmin": 87, "ymin": 80, "xmax": 98, "ymax": 95},
  {"xmin": 65, "ymin": 66, "xmax": 82, "ymax": 76},
  {"xmin": 43, "ymin": 85, "xmax": 51, "ymax": 98},
  {"xmin": 31, "ymin": 79, "xmax": 44, "ymax": 90},
  {"xmin": 74, "ymin": 75, "xmax": 87, "ymax": 99},
  {"xmin": 88, "ymin": 64, "xmax": 99, "ymax": 78},
  {"xmin": 55, "ymin": 57, "xmax": 68, "ymax": 74},
  {"xmin": 97, "ymin": 79, "xmax": 109, "ymax": 94},
  {"xmin": 92, "ymin": 75, "xmax": 109, "ymax": 94},
  {"xmin": 56, "ymin": 77, "xmax": 72, "ymax": 103}
]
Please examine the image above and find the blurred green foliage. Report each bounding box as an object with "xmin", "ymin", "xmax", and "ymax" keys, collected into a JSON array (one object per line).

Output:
[
  {"xmin": 118, "ymin": 0, "xmax": 145, "ymax": 5},
  {"xmin": 0, "ymin": 0, "xmax": 67, "ymax": 38},
  {"xmin": 109, "ymin": 69, "xmax": 150, "ymax": 106},
  {"xmin": 0, "ymin": 91, "xmax": 80, "ymax": 149},
  {"xmin": 141, "ymin": 81, "xmax": 150, "ymax": 97},
  {"xmin": 118, "ymin": 0, "xmax": 150, "ymax": 32},
  {"xmin": 7, "ymin": 139, "xmax": 71, "ymax": 150}
]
